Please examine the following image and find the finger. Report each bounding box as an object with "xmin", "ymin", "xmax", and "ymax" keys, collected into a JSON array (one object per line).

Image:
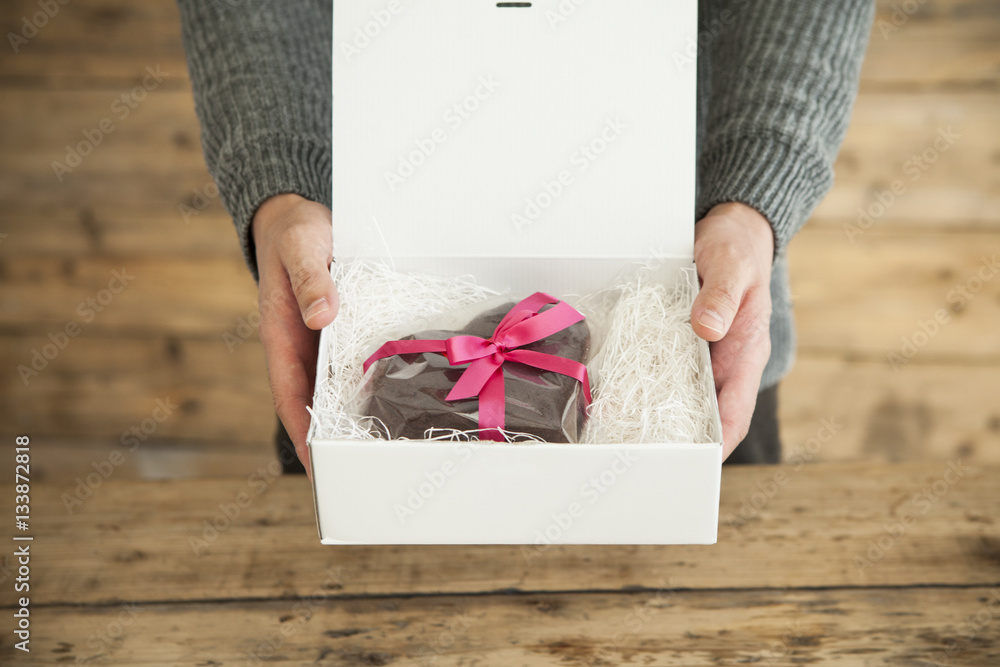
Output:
[
  {"xmin": 691, "ymin": 258, "xmax": 746, "ymax": 343},
  {"xmin": 717, "ymin": 360, "xmax": 764, "ymax": 460},
  {"xmin": 714, "ymin": 290, "xmax": 773, "ymax": 460},
  {"xmin": 259, "ymin": 296, "xmax": 320, "ymax": 480},
  {"xmin": 257, "ymin": 241, "xmax": 324, "ymax": 478},
  {"xmin": 278, "ymin": 216, "xmax": 340, "ymax": 331}
]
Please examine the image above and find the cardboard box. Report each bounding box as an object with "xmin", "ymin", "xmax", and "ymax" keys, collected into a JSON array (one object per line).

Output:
[{"xmin": 307, "ymin": 0, "xmax": 722, "ymax": 545}]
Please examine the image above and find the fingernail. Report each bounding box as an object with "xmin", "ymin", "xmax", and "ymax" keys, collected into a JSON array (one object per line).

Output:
[
  {"xmin": 303, "ymin": 297, "xmax": 329, "ymax": 323},
  {"xmin": 698, "ymin": 309, "xmax": 725, "ymax": 334}
]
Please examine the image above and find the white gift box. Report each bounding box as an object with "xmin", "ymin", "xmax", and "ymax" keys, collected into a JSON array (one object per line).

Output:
[{"xmin": 307, "ymin": 0, "xmax": 723, "ymax": 544}]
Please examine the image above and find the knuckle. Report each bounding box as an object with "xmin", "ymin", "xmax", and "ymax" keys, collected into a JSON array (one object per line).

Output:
[
  {"xmin": 288, "ymin": 264, "xmax": 322, "ymax": 298},
  {"xmin": 707, "ymin": 281, "xmax": 743, "ymax": 314}
]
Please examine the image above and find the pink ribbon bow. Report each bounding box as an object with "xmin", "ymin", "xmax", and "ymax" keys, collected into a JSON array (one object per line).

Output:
[{"xmin": 363, "ymin": 293, "xmax": 592, "ymax": 441}]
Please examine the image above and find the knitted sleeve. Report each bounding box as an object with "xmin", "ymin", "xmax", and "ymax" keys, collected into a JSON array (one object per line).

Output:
[
  {"xmin": 696, "ymin": 0, "xmax": 875, "ymax": 255},
  {"xmin": 175, "ymin": 0, "xmax": 332, "ymax": 279}
]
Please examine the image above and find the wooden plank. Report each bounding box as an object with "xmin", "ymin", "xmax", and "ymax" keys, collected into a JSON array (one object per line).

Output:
[
  {"xmin": 24, "ymin": 439, "xmax": 276, "ymax": 484},
  {"xmin": 0, "ymin": 90, "xmax": 211, "ymax": 208},
  {"xmin": 0, "ymin": 207, "xmax": 237, "ymax": 258},
  {"xmin": 3, "ymin": 341, "xmax": 999, "ymax": 463},
  {"xmin": 812, "ymin": 93, "xmax": 1000, "ymax": 226},
  {"xmin": 781, "ymin": 356, "xmax": 1000, "ymax": 465},
  {"xmin": 2, "ymin": 463, "xmax": 995, "ymax": 606},
  {"xmin": 3, "ymin": 0, "xmax": 999, "ymax": 92},
  {"xmin": 788, "ymin": 227, "xmax": 1000, "ymax": 359},
  {"xmin": 0, "ymin": 334, "xmax": 273, "ymax": 447},
  {"xmin": 1, "ymin": 93, "xmax": 998, "ymax": 244},
  {"xmin": 0, "ymin": 0, "xmax": 188, "ymax": 86},
  {"xmin": 864, "ymin": 0, "xmax": 1000, "ymax": 91},
  {"xmin": 6, "ymin": 587, "xmax": 999, "ymax": 665},
  {"xmin": 0, "ymin": 255, "xmax": 259, "ymax": 336},
  {"xmin": 4, "ymin": 227, "xmax": 998, "ymax": 353}
]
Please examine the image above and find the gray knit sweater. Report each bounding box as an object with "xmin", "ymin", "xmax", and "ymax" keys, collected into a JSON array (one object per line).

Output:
[{"xmin": 177, "ymin": 0, "xmax": 873, "ymax": 390}]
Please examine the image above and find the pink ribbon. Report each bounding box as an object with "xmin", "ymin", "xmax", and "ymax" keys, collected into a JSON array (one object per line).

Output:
[{"xmin": 363, "ymin": 293, "xmax": 592, "ymax": 441}]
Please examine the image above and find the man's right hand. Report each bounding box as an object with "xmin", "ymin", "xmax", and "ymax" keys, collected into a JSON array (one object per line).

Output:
[{"xmin": 251, "ymin": 193, "xmax": 339, "ymax": 478}]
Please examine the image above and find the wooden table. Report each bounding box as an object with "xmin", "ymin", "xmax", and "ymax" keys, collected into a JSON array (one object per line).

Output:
[{"xmin": 1, "ymin": 462, "xmax": 997, "ymax": 665}]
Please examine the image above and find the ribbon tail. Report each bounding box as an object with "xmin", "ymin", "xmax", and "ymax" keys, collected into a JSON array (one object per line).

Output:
[
  {"xmin": 498, "ymin": 301, "xmax": 585, "ymax": 347},
  {"xmin": 494, "ymin": 292, "xmax": 560, "ymax": 334},
  {"xmin": 477, "ymin": 367, "xmax": 505, "ymax": 441},
  {"xmin": 447, "ymin": 357, "xmax": 502, "ymax": 401},
  {"xmin": 504, "ymin": 349, "xmax": 592, "ymax": 404},
  {"xmin": 362, "ymin": 339, "xmax": 447, "ymax": 373}
]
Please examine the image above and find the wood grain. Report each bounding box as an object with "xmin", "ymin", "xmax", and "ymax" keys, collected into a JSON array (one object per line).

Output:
[
  {"xmin": 2, "ymin": 463, "xmax": 995, "ymax": 607},
  {"xmin": 0, "ymin": 334, "xmax": 274, "ymax": 446},
  {"xmin": 0, "ymin": 89, "xmax": 212, "ymax": 210},
  {"xmin": 781, "ymin": 356, "xmax": 1000, "ymax": 465},
  {"xmin": 4, "ymin": 0, "xmax": 999, "ymax": 92},
  {"xmin": 5, "ymin": 587, "xmax": 999, "ymax": 665},
  {"xmin": 788, "ymin": 228, "xmax": 1000, "ymax": 359},
  {"xmin": 0, "ymin": 255, "xmax": 259, "ymax": 335},
  {"xmin": 1, "ymin": 90, "xmax": 996, "ymax": 240},
  {"xmin": 26, "ymin": 438, "xmax": 276, "ymax": 484},
  {"xmin": 865, "ymin": 0, "xmax": 1000, "ymax": 91},
  {"xmin": 812, "ymin": 93, "xmax": 1000, "ymax": 226},
  {"xmin": 3, "ymin": 333, "xmax": 999, "ymax": 464},
  {"xmin": 2, "ymin": 0, "xmax": 1000, "ymax": 474},
  {"xmin": 2, "ymin": 227, "xmax": 998, "ymax": 347},
  {"xmin": 0, "ymin": 0, "xmax": 188, "ymax": 86}
]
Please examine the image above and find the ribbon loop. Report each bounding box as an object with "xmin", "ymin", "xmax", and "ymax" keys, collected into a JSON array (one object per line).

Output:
[
  {"xmin": 444, "ymin": 336, "xmax": 496, "ymax": 364},
  {"xmin": 363, "ymin": 293, "xmax": 591, "ymax": 441}
]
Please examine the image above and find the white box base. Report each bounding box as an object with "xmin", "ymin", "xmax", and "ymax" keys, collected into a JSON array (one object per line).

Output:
[{"xmin": 309, "ymin": 440, "xmax": 721, "ymax": 545}]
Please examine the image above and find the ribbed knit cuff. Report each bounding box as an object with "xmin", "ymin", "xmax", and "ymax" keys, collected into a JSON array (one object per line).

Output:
[
  {"xmin": 695, "ymin": 133, "xmax": 832, "ymax": 258},
  {"xmin": 214, "ymin": 133, "xmax": 331, "ymax": 281}
]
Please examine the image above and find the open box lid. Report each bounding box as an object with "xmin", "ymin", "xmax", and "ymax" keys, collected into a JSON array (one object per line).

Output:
[{"xmin": 331, "ymin": 0, "xmax": 697, "ymax": 294}]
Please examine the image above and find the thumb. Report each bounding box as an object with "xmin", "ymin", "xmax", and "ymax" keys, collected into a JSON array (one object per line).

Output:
[
  {"xmin": 281, "ymin": 240, "xmax": 340, "ymax": 331},
  {"xmin": 691, "ymin": 268, "xmax": 743, "ymax": 342}
]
